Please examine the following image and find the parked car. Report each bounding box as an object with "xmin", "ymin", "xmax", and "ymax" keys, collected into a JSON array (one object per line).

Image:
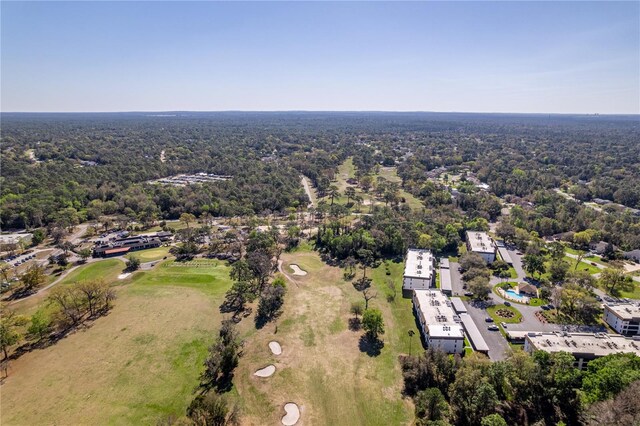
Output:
[
  {"xmin": 501, "ymin": 322, "xmax": 508, "ymax": 328},
  {"xmin": 541, "ymin": 305, "xmax": 549, "ymax": 310},
  {"xmin": 547, "ymin": 304, "xmax": 555, "ymax": 310},
  {"xmin": 464, "ymin": 291, "xmax": 474, "ymax": 297},
  {"xmin": 488, "ymin": 325, "xmax": 499, "ymax": 331},
  {"xmin": 485, "ymin": 317, "xmax": 494, "ymax": 323},
  {"xmin": 504, "ymin": 301, "xmax": 511, "ymax": 307}
]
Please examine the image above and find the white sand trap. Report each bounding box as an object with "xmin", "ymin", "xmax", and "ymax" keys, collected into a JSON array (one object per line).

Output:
[
  {"xmin": 254, "ymin": 365, "xmax": 276, "ymax": 377},
  {"xmin": 289, "ymin": 264, "xmax": 307, "ymax": 276},
  {"xmin": 117, "ymin": 273, "xmax": 131, "ymax": 280},
  {"xmin": 281, "ymin": 403, "xmax": 300, "ymax": 426},
  {"xmin": 269, "ymin": 341, "xmax": 282, "ymax": 355}
]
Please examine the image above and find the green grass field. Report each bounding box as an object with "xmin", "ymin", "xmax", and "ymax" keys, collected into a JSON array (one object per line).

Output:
[
  {"xmin": 61, "ymin": 258, "xmax": 126, "ymax": 285},
  {"xmin": 619, "ymin": 282, "xmax": 640, "ymax": 299},
  {"xmin": 126, "ymin": 246, "xmax": 172, "ymax": 262},
  {"xmin": 11, "ymin": 259, "xmax": 127, "ymax": 318},
  {"xmin": 2, "ymin": 259, "xmax": 232, "ymax": 425}
]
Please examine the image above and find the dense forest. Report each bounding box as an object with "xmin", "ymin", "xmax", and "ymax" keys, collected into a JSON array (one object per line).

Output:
[{"xmin": 1, "ymin": 112, "xmax": 639, "ymax": 249}]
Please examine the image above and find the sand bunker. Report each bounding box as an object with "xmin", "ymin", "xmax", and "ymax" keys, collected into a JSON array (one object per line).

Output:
[
  {"xmin": 281, "ymin": 403, "xmax": 300, "ymax": 426},
  {"xmin": 269, "ymin": 341, "xmax": 282, "ymax": 355},
  {"xmin": 254, "ymin": 365, "xmax": 276, "ymax": 377},
  {"xmin": 117, "ymin": 273, "xmax": 131, "ymax": 280},
  {"xmin": 289, "ymin": 264, "xmax": 307, "ymax": 276}
]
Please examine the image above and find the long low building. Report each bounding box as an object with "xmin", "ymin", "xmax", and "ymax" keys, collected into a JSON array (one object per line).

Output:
[
  {"xmin": 413, "ymin": 289, "xmax": 464, "ymax": 354},
  {"xmin": 93, "ymin": 235, "xmax": 162, "ymax": 257},
  {"xmin": 497, "ymin": 246, "xmax": 513, "ymax": 265},
  {"xmin": 524, "ymin": 331, "xmax": 640, "ymax": 369},
  {"xmin": 459, "ymin": 313, "xmax": 489, "ymax": 354},
  {"xmin": 440, "ymin": 267, "xmax": 452, "ymax": 295},
  {"xmin": 403, "ymin": 249, "xmax": 435, "ymax": 295},
  {"xmin": 604, "ymin": 303, "xmax": 640, "ymax": 336},
  {"xmin": 450, "ymin": 297, "xmax": 467, "ymax": 314}
]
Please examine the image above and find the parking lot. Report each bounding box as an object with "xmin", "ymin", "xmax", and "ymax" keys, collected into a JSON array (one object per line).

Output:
[{"xmin": 446, "ymin": 249, "xmax": 603, "ymax": 360}]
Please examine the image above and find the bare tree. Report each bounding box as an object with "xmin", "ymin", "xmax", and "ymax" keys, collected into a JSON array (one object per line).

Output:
[{"xmin": 362, "ymin": 288, "xmax": 377, "ymax": 310}]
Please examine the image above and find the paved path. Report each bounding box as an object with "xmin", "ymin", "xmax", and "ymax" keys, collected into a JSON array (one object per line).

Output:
[
  {"xmin": 300, "ymin": 176, "xmax": 316, "ymax": 208},
  {"xmin": 6, "ymin": 256, "xmax": 160, "ymax": 306},
  {"xmin": 462, "ymin": 299, "xmax": 511, "ymax": 360}
]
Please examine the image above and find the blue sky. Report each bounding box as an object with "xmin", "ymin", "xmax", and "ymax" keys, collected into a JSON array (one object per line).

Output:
[{"xmin": 2, "ymin": 1, "xmax": 639, "ymax": 113}]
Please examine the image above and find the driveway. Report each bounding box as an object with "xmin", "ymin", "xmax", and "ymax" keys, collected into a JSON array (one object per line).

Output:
[
  {"xmin": 462, "ymin": 299, "xmax": 511, "ymax": 361},
  {"xmin": 449, "ymin": 261, "xmax": 465, "ymax": 296},
  {"xmin": 505, "ymin": 247, "xmax": 527, "ymax": 281}
]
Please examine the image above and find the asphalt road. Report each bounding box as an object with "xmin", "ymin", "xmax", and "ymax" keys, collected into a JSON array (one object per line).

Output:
[{"xmin": 462, "ymin": 299, "xmax": 511, "ymax": 360}]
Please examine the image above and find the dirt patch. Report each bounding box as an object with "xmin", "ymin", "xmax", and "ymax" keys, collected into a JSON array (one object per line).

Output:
[{"xmin": 118, "ymin": 273, "xmax": 131, "ymax": 279}]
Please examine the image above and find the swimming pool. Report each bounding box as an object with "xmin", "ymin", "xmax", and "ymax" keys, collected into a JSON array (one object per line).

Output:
[{"xmin": 505, "ymin": 289, "xmax": 525, "ymax": 300}]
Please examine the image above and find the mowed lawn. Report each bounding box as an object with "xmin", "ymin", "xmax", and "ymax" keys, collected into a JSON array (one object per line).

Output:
[
  {"xmin": 233, "ymin": 249, "xmax": 414, "ymax": 426},
  {"xmin": 1, "ymin": 259, "xmax": 232, "ymax": 426},
  {"xmin": 10, "ymin": 259, "xmax": 126, "ymax": 317},
  {"xmin": 126, "ymin": 245, "xmax": 172, "ymax": 262}
]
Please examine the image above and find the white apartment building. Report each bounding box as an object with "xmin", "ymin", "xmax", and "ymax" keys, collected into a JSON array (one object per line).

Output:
[
  {"xmin": 604, "ymin": 303, "xmax": 640, "ymax": 336},
  {"xmin": 413, "ymin": 289, "xmax": 464, "ymax": 354},
  {"xmin": 524, "ymin": 331, "xmax": 640, "ymax": 369},
  {"xmin": 465, "ymin": 231, "xmax": 496, "ymax": 263},
  {"xmin": 403, "ymin": 249, "xmax": 435, "ymax": 295}
]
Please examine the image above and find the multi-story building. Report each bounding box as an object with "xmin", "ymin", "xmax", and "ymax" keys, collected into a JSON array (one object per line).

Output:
[
  {"xmin": 604, "ymin": 303, "xmax": 640, "ymax": 336},
  {"xmin": 524, "ymin": 331, "xmax": 640, "ymax": 369},
  {"xmin": 465, "ymin": 231, "xmax": 496, "ymax": 263},
  {"xmin": 413, "ymin": 289, "xmax": 464, "ymax": 354},
  {"xmin": 402, "ymin": 249, "xmax": 435, "ymax": 296}
]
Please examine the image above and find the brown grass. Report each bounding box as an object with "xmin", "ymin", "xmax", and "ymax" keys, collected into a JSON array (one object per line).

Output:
[{"xmin": 233, "ymin": 250, "xmax": 412, "ymax": 425}]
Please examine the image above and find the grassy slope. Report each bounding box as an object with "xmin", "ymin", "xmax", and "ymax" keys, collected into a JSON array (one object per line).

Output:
[
  {"xmin": 11, "ymin": 259, "xmax": 126, "ymax": 317},
  {"xmin": 234, "ymin": 249, "xmax": 413, "ymax": 425},
  {"xmin": 2, "ymin": 260, "xmax": 232, "ymax": 425}
]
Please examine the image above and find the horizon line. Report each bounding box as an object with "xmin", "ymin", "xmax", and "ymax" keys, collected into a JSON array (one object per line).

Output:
[{"xmin": 1, "ymin": 110, "xmax": 639, "ymax": 116}]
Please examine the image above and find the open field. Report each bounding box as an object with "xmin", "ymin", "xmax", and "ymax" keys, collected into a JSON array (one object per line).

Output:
[
  {"xmin": 126, "ymin": 246, "xmax": 172, "ymax": 262},
  {"xmin": 1, "ymin": 260, "xmax": 232, "ymax": 425},
  {"xmin": 10, "ymin": 259, "xmax": 126, "ymax": 317},
  {"xmin": 322, "ymin": 158, "xmax": 423, "ymax": 211},
  {"xmin": 375, "ymin": 167, "xmax": 423, "ymax": 210},
  {"xmin": 233, "ymin": 249, "xmax": 414, "ymax": 425}
]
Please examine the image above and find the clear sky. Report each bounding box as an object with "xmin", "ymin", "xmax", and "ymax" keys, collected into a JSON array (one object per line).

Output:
[{"xmin": 2, "ymin": 1, "xmax": 639, "ymax": 114}]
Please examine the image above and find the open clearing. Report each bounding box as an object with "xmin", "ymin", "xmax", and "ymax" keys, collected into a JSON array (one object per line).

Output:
[
  {"xmin": 10, "ymin": 258, "xmax": 126, "ymax": 317},
  {"xmin": 126, "ymin": 246, "xmax": 172, "ymax": 262},
  {"xmin": 323, "ymin": 157, "xmax": 423, "ymax": 211},
  {"xmin": 1, "ymin": 260, "xmax": 232, "ymax": 425},
  {"xmin": 234, "ymin": 249, "xmax": 415, "ymax": 425}
]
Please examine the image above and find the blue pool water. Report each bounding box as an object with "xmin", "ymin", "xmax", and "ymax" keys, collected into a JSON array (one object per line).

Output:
[{"xmin": 505, "ymin": 289, "xmax": 525, "ymax": 300}]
